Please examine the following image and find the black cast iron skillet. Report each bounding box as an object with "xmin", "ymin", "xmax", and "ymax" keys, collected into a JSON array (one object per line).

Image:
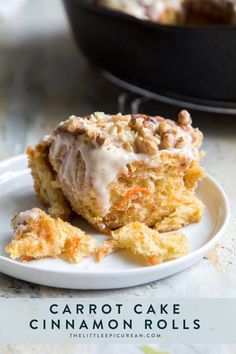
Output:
[{"xmin": 63, "ymin": 0, "xmax": 236, "ymax": 104}]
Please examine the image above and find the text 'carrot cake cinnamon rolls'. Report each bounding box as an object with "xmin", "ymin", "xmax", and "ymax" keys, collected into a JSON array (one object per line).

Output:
[{"xmin": 27, "ymin": 111, "xmax": 205, "ymax": 233}]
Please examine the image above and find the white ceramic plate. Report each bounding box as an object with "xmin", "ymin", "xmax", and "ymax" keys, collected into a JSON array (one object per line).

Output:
[{"xmin": 0, "ymin": 155, "xmax": 230, "ymax": 290}]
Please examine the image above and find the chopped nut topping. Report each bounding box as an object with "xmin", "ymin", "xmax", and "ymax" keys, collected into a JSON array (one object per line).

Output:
[
  {"xmin": 129, "ymin": 116, "xmax": 136, "ymax": 126},
  {"xmin": 175, "ymin": 136, "xmax": 186, "ymax": 148},
  {"xmin": 178, "ymin": 110, "xmax": 192, "ymax": 126},
  {"xmin": 97, "ymin": 121, "xmax": 106, "ymax": 128},
  {"xmin": 143, "ymin": 120, "xmax": 150, "ymax": 128},
  {"xmin": 123, "ymin": 143, "xmax": 134, "ymax": 152},
  {"xmin": 66, "ymin": 116, "xmax": 86, "ymax": 135},
  {"xmin": 166, "ymin": 128, "xmax": 178, "ymax": 137},
  {"xmin": 112, "ymin": 114, "xmax": 130, "ymax": 123},
  {"xmin": 94, "ymin": 112, "xmax": 106, "ymax": 122},
  {"xmin": 160, "ymin": 133, "xmax": 175, "ymax": 149},
  {"xmin": 135, "ymin": 134, "xmax": 160, "ymax": 155},
  {"xmin": 129, "ymin": 116, "xmax": 143, "ymax": 132},
  {"xmin": 157, "ymin": 121, "xmax": 171, "ymax": 136},
  {"xmin": 96, "ymin": 133, "xmax": 107, "ymax": 146},
  {"xmin": 145, "ymin": 138, "xmax": 159, "ymax": 155},
  {"xmin": 192, "ymin": 129, "xmax": 203, "ymax": 147},
  {"xmin": 135, "ymin": 136, "xmax": 146, "ymax": 153},
  {"xmin": 53, "ymin": 111, "xmax": 202, "ymax": 157}
]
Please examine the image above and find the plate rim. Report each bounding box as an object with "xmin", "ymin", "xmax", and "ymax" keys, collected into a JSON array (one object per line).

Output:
[{"xmin": 0, "ymin": 154, "xmax": 230, "ymax": 278}]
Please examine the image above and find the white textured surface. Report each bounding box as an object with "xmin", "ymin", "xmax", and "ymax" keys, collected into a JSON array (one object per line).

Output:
[
  {"xmin": 0, "ymin": 0, "xmax": 27, "ymax": 19},
  {"xmin": 1, "ymin": 344, "xmax": 236, "ymax": 354}
]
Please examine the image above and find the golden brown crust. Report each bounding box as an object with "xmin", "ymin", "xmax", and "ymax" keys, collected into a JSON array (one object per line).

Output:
[
  {"xmin": 5, "ymin": 208, "xmax": 96, "ymax": 263},
  {"xmin": 27, "ymin": 140, "xmax": 72, "ymax": 221}
]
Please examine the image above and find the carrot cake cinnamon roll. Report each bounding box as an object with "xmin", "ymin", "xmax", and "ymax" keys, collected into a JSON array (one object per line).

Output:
[{"xmin": 27, "ymin": 110, "xmax": 205, "ymax": 233}]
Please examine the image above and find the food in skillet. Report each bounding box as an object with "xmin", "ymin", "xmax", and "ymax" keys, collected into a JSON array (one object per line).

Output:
[
  {"xmin": 90, "ymin": 0, "xmax": 236, "ymax": 25},
  {"xmin": 27, "ymin": 110, "xmax": 205, "ymax": 234},
  {"xmin": 91, "ymin": 0, "xmax": 185, "ymax": 24},
  {"xmin": 185, "ymin": 0, "xmax": 236, "ymax": 25}
]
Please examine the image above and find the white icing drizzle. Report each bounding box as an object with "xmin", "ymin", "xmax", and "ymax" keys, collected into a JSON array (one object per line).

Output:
[
  {"xmin": 15, "ymin": 209, "xmax": 39, "ymax": 224},
  {"xmin": 12, "ymin": 209, "xmax": 40, "ymax": 235},
  {"xmin": 49, "ymin": 128, "xmax": 199, "ymax": 216},
  {"xmin": 80, "ymin": 143, "xmax": 145, "ymax": 214}
]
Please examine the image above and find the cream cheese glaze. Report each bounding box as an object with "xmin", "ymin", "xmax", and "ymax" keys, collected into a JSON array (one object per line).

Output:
[{"xmin": 13, "ymin": 209, "xmax": 39, "ymax": 224}]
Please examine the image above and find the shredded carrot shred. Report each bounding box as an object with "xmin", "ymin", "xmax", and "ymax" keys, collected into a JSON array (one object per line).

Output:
[
  {"xmin": 149, "ymin": 257, "xmax": 158, "ymax": 266},
  {"xmin": 115, "ymin": 187, "xmax": 150, "ymax": 210},
  {"xmin": 120, "ymin": 172, "xmax": 132, "ymax": 179},
  {"xmin": 178, "ymin": 163, "xmax": 186, "ymax": 173},
  {"xmin": 116, "ymin": 202, "xmax": 124, "ymax": 211},
  {"xmin": 68, "ymin": 237, "xmax": 80, "ymax": 256},
  {"xmin": 125, "ymin": 187, "xmax": 150, "ymax": 201},
  {"xmin": 22, "ymin": 256, "xmax": 33, "ymax": 262}
]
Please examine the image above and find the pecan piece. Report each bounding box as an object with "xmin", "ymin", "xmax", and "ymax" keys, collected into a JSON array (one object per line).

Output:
[
  {"xmin": 160, "ymin": 133, "xmax": 175, "ymax": 149},
  {"xmin": 67, "ymin": 116, "xmax": 86, "ymax": 134},
  {"xmin": 177, "ymin": 110, "xmax": 192, "ymax": 126},
  {"xmin": 157, "ymin": 122, "xmax": 172, "ymax": 136},
  {"xmin": 175, "ymin": 136, "xmax": 186, "ymax": 149}
]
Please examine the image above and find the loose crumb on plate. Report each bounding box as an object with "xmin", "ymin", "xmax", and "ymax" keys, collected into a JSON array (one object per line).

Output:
[
  {"xmin": 5, "ymin": 208, "xmax": 96, "ymax": 263},
  {"xmin": 97, "ymin": 222, "xmax": 189, "ymax": 265}
]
